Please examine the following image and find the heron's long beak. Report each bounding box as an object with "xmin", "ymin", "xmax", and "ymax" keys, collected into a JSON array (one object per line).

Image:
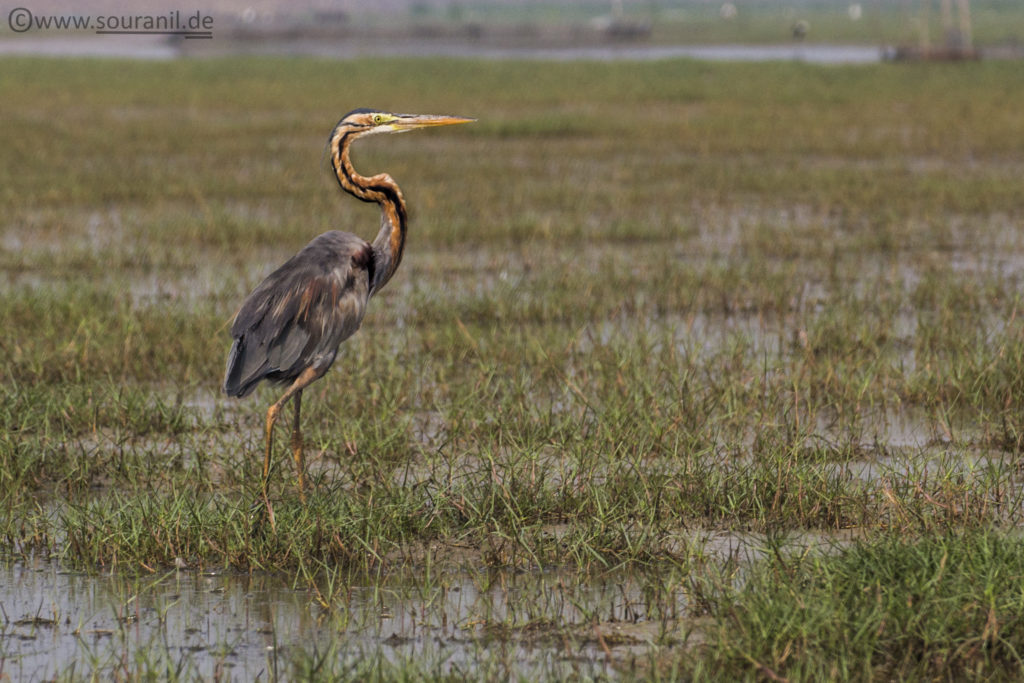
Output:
[{"xmin": 392, "ymin": 114, "xmax": 476, "ymax": 131}]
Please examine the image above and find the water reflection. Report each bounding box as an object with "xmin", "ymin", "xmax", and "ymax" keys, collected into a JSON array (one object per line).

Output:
[{"xmin": 0, "ymin": 561, "xmax": 691, "ymax": 679}]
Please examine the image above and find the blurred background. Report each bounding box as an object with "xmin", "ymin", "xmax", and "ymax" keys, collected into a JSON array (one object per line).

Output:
[{"xmin": 3, "ymin": 0, "xmax": 1023, "ymax": 62}]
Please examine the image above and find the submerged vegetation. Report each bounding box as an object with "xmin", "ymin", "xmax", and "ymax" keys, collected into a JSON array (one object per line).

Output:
[{"xmin": 3, "ymin": 56, "xmax": 1024, "ymax": 678}]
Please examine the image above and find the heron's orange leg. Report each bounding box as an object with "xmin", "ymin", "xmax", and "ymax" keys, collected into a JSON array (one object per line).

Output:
[
  {"xmin": 291, "ymin": 389, "xmax": 306, "ymax": 503},
  {"xmin": 263, "ymin": 404, "xmax": 281, "ymax": 488},
  {"xmin": 263, "ymin": 366, "xmax": 321, "ymax": 502}
]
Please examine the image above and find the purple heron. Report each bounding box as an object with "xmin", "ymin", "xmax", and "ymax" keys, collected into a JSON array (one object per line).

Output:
[{"xmin": 224, "ymin": 109, "xmax": 473, "ymax": 504}]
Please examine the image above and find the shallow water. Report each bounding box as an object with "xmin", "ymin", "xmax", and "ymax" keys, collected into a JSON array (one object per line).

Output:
[
  {"xmin": 206, "ymin": 39, "xmax": 884, "ymax": 64},
  {"xmin": 0, "ymin": 526, "xmax": 863, "ymax": 678},
  {"xmin": 0, "ymin": 560, "xmax": 683, "ymax": 679},
  {"xmin": 0, "ymin": 35, "xmax": 883, "ymax": 64}
]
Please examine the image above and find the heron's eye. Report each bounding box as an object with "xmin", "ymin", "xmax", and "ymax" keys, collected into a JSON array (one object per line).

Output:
[{"xmin": 372, "ymin": 114, "xmax": 385, "ymax": 124}]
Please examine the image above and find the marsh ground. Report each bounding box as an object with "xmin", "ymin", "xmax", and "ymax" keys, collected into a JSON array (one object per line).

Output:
[{"xmin": 3, "ymin": 56, "xmax": 1024, "ymax": 679}]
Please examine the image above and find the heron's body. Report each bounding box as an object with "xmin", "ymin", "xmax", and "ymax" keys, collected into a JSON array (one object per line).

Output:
[
  {"xmin": 224, "ymin": 231, "xmax": 372, "ymax": 398},
  {"xmin": 224, "ymin": 108, "xmax": 472, "ymax": 509}
]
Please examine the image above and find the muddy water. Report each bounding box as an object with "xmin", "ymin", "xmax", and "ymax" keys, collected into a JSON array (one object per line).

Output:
[
  {"xmin": 2, "ymin": 563, "xmax": 300, "ymax": 679},
  {"xmin": 0, "ymin": 526, "xmax": 860, "ymax": 678},
  {"xmin": 0, "ymin": 560, "xmax": 686, "ymax": 679}
]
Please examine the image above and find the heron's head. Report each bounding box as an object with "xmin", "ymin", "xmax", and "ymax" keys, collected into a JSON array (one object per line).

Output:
[{"xmin": 336, "ymin": 108, "xmax": 475, "ymax": 138}]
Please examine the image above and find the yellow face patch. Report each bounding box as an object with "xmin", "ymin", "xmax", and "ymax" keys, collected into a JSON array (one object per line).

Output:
[{"xmin": 371, "ymin": 113, "xmax": 397, "ymax": 126}]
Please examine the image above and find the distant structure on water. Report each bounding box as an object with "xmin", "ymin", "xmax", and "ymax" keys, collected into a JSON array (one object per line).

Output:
[{"xmin": 887, "ymin": 0, "xmax": 979, "ymax": 61}]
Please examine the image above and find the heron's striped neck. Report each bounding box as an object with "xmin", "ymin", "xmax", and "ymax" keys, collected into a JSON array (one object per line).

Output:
[{"xmin": 329, "ymin": 127, "xmax": 408, "ymax": 295}]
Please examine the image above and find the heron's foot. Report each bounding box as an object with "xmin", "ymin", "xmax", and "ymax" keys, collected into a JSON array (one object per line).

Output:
[{"xmin": 249, "ymin": 492, "xmax": 277, "ymax": 535}]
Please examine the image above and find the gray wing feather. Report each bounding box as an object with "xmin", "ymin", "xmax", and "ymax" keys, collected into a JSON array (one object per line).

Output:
[{"xmin": 224, "ymin": 231, "xmax": 372, "ymax": 397}]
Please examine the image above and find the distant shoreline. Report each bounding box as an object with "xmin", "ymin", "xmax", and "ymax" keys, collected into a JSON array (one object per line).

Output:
[{"xmin": 0, "ymin": 35, "xmax": 887, "ymax": 63}]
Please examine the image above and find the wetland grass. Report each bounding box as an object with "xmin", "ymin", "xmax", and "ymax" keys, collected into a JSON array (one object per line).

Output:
[
  {"xmin": 690, "ymin": 530, "xmax": 1024, "ymax": 680},
  {"xmin": 3, "ymin": 56, "xmax": 1024, "ymax": 678}
]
